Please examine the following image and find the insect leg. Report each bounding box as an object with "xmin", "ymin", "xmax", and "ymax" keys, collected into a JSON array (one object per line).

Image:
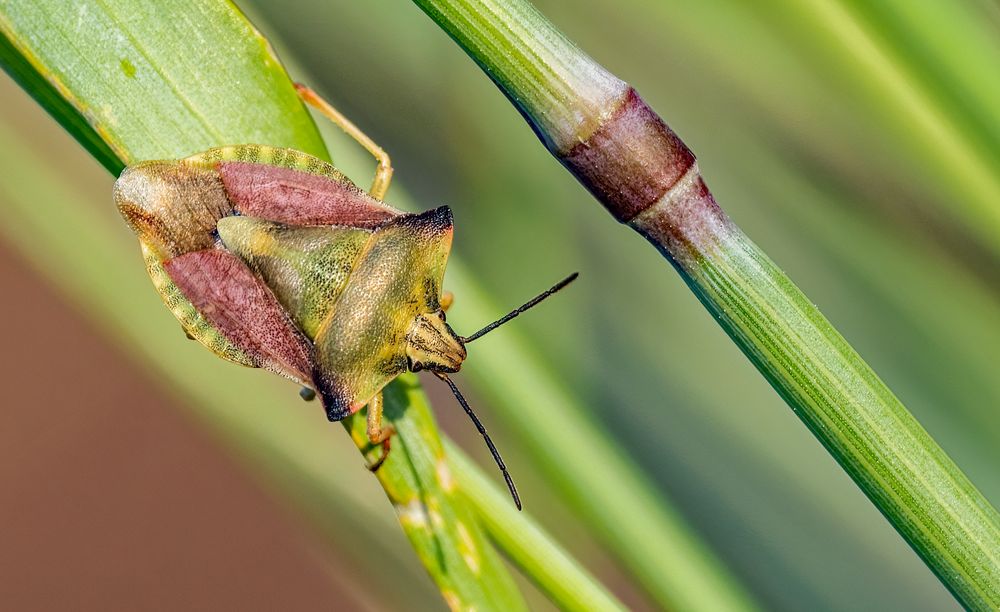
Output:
[
  {"xmin": 365, "ymin": 391, "xmax": 395, "ymax": 472},
  {"xmin": 295, "ymin": 83, "xmax": 394, "ymax": 201},
  {"xmin": 440, "ymin": 291, "xmax": 455, "ymax": 312}
]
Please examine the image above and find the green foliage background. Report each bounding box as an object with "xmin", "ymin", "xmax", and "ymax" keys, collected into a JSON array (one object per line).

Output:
[
  {"xmin": 2, "ymin": 0, "xmax": 998, "ymax": 610},
  {"xmin": 253, "ymin": 2, "xmax": 997, "ymax": 609}
]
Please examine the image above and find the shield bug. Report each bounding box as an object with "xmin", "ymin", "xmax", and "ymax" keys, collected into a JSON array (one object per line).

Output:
[{"xmin": 112, "ymin": 84, "xmax": 576, "ymax": 509}]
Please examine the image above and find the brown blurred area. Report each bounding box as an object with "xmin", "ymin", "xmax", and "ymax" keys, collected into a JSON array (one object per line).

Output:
[{"xmin": 0, "ymin": 243, "xmax": 361, "ymax": 610}]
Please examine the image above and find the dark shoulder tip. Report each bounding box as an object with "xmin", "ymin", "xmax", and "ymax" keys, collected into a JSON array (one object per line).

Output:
[
  {"xmin": 392, "ymin": 205, "xmax": 453, "ymax": 234},
  {"xmin": 426, "ymin": 205, "xmax": 453, "ymax": 229}
]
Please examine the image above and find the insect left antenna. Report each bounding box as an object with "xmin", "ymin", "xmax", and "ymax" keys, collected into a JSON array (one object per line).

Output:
[
  {"xmin": 461, "ymin": 272, "xmax": 579, "ymax": 344},
  {"xmin": 435, "ymin": 372, "xmax": 522, "ymax": 510}
]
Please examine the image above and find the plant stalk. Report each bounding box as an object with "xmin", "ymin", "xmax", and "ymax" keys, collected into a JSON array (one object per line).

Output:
[{"xmin": 410, "ymin": 0, "xmax": 1000, "ymax": 608}]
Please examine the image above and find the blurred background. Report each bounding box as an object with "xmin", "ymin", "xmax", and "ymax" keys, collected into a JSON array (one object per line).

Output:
[{"xmin": 2, "ymin": 0, "xmax": 998, "ymax": 610}]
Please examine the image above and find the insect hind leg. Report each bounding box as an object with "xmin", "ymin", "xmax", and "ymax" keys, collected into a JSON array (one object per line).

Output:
[
  {"xmin": 365, "ymin": 391, "xmax": 395, "ymax": 472},
  {"xmin": 295, "ymin": 83, "xmax": 393, "ymax": 201}
]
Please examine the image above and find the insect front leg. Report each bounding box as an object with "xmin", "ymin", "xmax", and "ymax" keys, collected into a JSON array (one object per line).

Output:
[
  {"xmin": 440, "ymin": 291, "xmax": 454, "ymax": 312},
  {"xmin": 365, "ymin": 391, "xmax": 396, "ymax": 472},
  {"xmin": 295, "ymin": 83, "xmax": 394, "ymax": 201}
]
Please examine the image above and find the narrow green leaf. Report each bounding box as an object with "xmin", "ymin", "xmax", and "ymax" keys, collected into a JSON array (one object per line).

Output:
[
  {"xmin": 670, "ymin": 217, "xmax": 1000, "ymax": 610},
  {"xmin": 0, "ymin": 0, "xmax": 325, "ymax": 164},
  {"xmin": 0, "ymin": 30, "xmax": 120, "ymax": 171},
  {"xmin": 446, "ymin": 440, "xmax": 627, "ymax": 612}
]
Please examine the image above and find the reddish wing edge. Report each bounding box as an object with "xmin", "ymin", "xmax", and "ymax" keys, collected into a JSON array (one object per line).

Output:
[
  {"xmin": 165, "ymin": 249, "xmax": 315, "ymax": 386},
  {"xmin": 219, "ymin": 162, "xmax": 401, "ymax": 228}
]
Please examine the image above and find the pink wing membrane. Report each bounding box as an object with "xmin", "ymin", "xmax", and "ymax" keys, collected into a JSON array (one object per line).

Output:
[
  {"xmin": 164, "ymin": 249, "xmax": 314, "ymax": 385},
  {"xmin": 219, "ymin": 162, "xmax": 400, "ymax": 228}
]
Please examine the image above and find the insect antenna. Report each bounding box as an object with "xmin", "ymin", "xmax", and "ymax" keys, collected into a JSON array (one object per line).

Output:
[
  {"xmin": 434, "ymin": 372, "xmax": 522, "ymax": 511},
  {"xmin": 461, "ymin": 272, "xmax": 579, "ymax": 343}
]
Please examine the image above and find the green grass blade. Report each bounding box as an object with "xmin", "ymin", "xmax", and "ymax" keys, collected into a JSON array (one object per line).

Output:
[
  {"xmin": 0, "ymin": 31, "xmax": 120, "ymax": 172},
  {"xmin": 0, "ymin": 0, "xmax": 325, "ymax": 164},
  {"xmin": 348, "ymin": 377, "xmax": 526, "ymax": 611},
  {"xmin": 839, "ymin": 0, "xmax": 1000, "ymax": 163},
  {"xmin": 664, "ymin": 217, "xmax": 1000, "ymax": 610},
  {"xmin": 446, "ymin": 441, "xmax": 627, "ymax": 612}
]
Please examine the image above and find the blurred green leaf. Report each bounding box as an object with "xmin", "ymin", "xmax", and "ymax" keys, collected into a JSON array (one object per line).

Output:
[{"xmin": 753, "ymin": 0, "xmax": 1000, "ymax": 263}]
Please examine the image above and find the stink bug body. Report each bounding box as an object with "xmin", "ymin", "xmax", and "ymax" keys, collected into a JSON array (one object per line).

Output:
[{"xmin": 113, "ymin": 85, "xmax": 575, "ymax": 508}]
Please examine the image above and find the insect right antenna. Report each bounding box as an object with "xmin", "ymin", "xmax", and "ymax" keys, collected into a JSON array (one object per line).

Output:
[
  {"xmin": 461, "ymin": 272, "xmax": 578, "ymax": 344},
  {"xmin": 434, "ymin": 371, "xmax": 522, "ymax": 511}
]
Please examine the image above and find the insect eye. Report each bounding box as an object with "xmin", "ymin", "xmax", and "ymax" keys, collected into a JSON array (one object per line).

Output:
[{"xmin": 407, "ymin": 356, "xmax": 422, "ymax": 372}]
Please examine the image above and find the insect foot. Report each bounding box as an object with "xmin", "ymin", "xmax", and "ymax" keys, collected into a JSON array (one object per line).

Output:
[{"xmin": 366, "ymin": 433, "xmax": 394, "ymax": 472}]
